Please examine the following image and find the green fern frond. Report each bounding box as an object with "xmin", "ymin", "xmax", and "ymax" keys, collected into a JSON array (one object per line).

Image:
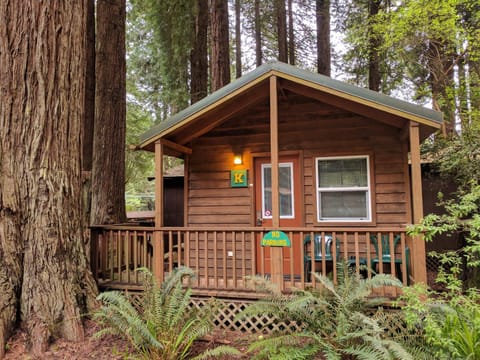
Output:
[
  {"xmin": 248, "ymin": 333, "xmax": 320, "ymax": 359},
  {"xmin": 190, "ymin": 345, "xmax": 242, "ymax": 360},
  {"xmin": 94, "ymin": 267, "xmax": 238, "ymax": 360}
]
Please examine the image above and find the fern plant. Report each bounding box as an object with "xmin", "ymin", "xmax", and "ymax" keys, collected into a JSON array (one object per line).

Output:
[
  {"xmin": 94, "ymin": 266, "xmax": 240, "ymax": 360},
  {"xmin": 240, "ymin": 262, "xmax": 412, "ymax": 359}
]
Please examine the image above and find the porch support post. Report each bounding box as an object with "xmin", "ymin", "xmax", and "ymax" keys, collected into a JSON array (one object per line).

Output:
[
  {"xmin": 269, "ymin": 75, "xmax": 284, "ymax": 290},
  {"xmin": 409, "ymin": 122, "xmax": 427, "ymax": 283},
  {"xmin": 154, "ymin": 140, "xmax": 164, "ymax": 282}
]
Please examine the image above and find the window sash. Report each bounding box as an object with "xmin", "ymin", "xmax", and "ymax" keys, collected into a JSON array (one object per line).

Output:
[{"xmin": 316, "ymin": 156, "xmax": 371, "ymax": 222}]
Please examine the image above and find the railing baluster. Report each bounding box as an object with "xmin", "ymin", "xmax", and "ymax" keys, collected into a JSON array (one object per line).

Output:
[
  {"xmin": 377, "ymin": 232, "xmax": 383, "ymax": 275},
  {"xmin": 389, "ymin": 232, "xmax": 396, "ymax": 279},
  {"xmin": 260, "ymin": 231, "xmax": 265, "ymax": 278},
  {"xmin": 109, "ymin": 230, "xmax": 114, "ymax": 281},
  {"xmin": 250, "ymin": 231, "xmax": 256, "ymax": 278},
  {"xmin": 177, "ymin": 230, "xmax": 183, "ymax": 266},
  {"xmin": 366, "ymin": 232, "xmax": 372, "ymax": 279},
  {"xmin": 222, "ymin": 231, "xmax": 227, "ymax": 288},
  {"xmin": 125, "ymin": 231, "xmax": 130, "ymax": 284},
  {"xmin": 354, "ymin": 232, "xmax": 360, "ymax": 276},
  {"xmin": 321, "ymin": 231, "xmax": 326, "ymax": 277},
  {"xmin": 343, "ymin": 232, "xmax": 348, "ymax": 262},
  {"xmin": 232, "ymin": 231, "xmax": 237, "ymax": 289},
  {"xmin": 213, "ymin": 231, "xmax": 218, "ymax": 288},
  {"xmin": 133, "ymin": 231, "xmax": 138, "ymax": 284},
  {"xmin": 168, "ymin": 230, "xmax": 174, "ymax": 273},
  {"xmin": 309, "ymin": 231, "xmax": 315, "ymax": 286},
  {"xmin": 332, "ymin": 231, "xmax": 337, "ymax": 285},
  {"xmin": 116, "ymin": 231, "xmax": 121, "ymax": 282},
  {"xmin": 289, "ymin": 231, "xmax": 294, "ymax": 286},
  {"xmin": 401, "ymin": 233, "xmax": 407, "ymax": 285},
  {"xmin": 241, "ymin": 232, "xmax": 246, "ymax": 289}
]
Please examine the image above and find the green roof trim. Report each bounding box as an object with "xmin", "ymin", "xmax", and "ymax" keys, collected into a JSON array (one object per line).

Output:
[{"xmin": 139, "ymin": 62, "xmax": 443, "ymax": 147}]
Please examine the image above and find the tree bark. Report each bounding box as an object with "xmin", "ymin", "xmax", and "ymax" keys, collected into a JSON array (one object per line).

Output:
[
  {"xmin": 191, "ymin": 0, "xmax": 208, "ymax": 103},
  {"xmin": 210, "ymin": 0, "xmax": 231, "ymax": 91},
  {"xmin": 368, "ymin": 0, "xmax": 381, "ymax": 91},
  {"xmin": 235, "ymin": 0, "xmax": 242, "ymax": 78},
  {"xmin": 83, "ymin": 0, "xmax": 96, "ymax": 259},
  {"xmin": 276, "ymin": 0, "xmax": 288, "ymax": 63},
  {"xmin": 316, "ymin": 0, "xmax": 331, "ymax": 76},
  {"xmin": 287, "ymin": 0, "xmax": 295, "ymax": 65},
  {"xmin": 0, "ymin": 0, "xmax": 97, "ymax": 356},
  {"xmin": 91, "ymin": 0, "xmax": 127, "ymax": 225},
  {"xmin": 254, "ymin": 0, "xmax": 262, "ymax": 66}
]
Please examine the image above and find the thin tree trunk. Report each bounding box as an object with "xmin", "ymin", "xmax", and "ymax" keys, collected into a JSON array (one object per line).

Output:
[
  {"xmin": 91, "ymin": 0, "xmax": 127, "ymax": 225},
  {"xmin": 287, "ymin": 0, "xmax": 295, "ymax": 65},
  {"xmin": 0, "ymin": 0, "xmax": 96, "ymax": 356},
  {"xmin": 210, "ymin": 0, "xmax": 230, "ymax": 91},
  {"xmin": 316, "ymin": 0, "xmax": 331, "ymax": 76},
  {"xmin": 368, "ymin": 0, "xmax": 381, "ymax": 91},
  {"xmin": 255, "ymin": 0, "xmax": 262, "ymax": 66},
  {"xmin": 276, "ymin": 0, "xmax": 287, "ymax": 62},
  {"xmin": 191, "ymin": 0, "xmax": 208, "ymax": 103},
  {"xmin": 235, "ymin": 0, "xmax": 242, "ymax": 78}
]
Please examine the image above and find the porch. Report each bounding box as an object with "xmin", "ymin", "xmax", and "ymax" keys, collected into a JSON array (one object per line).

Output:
[{"xmin": 90, "ymin": 225, "xmax": 414, "ymax": 298}]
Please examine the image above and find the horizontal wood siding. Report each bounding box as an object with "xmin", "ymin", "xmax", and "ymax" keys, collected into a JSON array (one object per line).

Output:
[{"xmin": 188, "ymin": 94, "xmax": 409, "ymax": 228}]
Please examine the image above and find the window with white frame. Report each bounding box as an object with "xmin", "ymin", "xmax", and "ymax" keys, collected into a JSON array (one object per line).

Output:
[
  {"xmin": 261, "ymin": 162, "xmax": 294, "ymax": 218},
  {"xmin": 316, "ymin": 156, "xmax": 371, "ymax": 222}
]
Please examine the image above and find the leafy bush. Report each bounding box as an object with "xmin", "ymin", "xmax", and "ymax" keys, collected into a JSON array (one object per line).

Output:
[
  {"xmin": 399, "ymin": 283, "xmax": 480, "ymax": 360},
  {"xmin": 94, "ymin": 267, "xmax": 240, "ymax": 360},
  {"xmin": 403, "ymin": 184, "xmax": 480, "ymax": 359},
  {"xmin": 239, "ymin": 263, "xmax": 411, "ymax": 359}
]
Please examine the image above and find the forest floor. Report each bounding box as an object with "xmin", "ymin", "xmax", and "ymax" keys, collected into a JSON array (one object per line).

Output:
[{"xmin": 3, "ymin": 320, "xmax": 252, "ymax": 359}]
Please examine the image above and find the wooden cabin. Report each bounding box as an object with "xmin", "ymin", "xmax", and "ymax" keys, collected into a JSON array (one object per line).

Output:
[{"xmin": 91, "ymin": 62, "xmax": 443, "ymax": 298}]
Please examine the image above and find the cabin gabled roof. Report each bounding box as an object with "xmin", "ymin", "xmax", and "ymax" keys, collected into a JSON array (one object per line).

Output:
[{"xmin": 139, "ymin": 62, "xmax": 443, "ymax": 151}]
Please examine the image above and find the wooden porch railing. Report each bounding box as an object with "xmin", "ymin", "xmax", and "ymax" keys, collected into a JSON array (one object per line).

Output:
[{"xmin": 90, "ymin": 226, "xmax": 411, "ymax": 296}]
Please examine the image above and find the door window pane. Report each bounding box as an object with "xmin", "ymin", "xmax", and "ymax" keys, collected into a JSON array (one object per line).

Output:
[{"xmin": 262, "ymin": 163, "xmax": 294, "ymax": 218}]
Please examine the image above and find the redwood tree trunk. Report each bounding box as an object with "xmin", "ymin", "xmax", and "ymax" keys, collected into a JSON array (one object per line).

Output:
[
  {"xmin": 287, "ymin": 0, "xmax": 295, "ymax": 65},
  {"xmin": 254, "ymin": 0, "xmax": 262, "ymax": 66},
  {"xmin": 191, "ymin": 0, "xmax": 208, "ymax": 103},
  {"xmin": 91, "ymin": 0, "xmax": 127, "ymax": 225},
  {"xmin": 276, "ymin": 0, "xmax": 288, "ymax": 62},
  {"xmin": 368, "ymin": 0, "xmax": 381, "ymax": 91},
  {"xmin": 0, "ymin": 0, "xmax": 96, "ymax": 356},
  {"xmin": 316, "ymin": 0, "xmax": 331, "ymax": 76},
  {"xmin": 210, "ymin": 0, "xmax": 231, "ymax": 91},
  {"xmin": 235, "ymin": 0, "xmax": 242, "ymax": 78}
]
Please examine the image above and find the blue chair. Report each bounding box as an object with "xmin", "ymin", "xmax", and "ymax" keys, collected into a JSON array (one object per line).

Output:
[
  {"xmin": 370, "ymin": 234, "xmax": 410, "ymax": 284},
  {"xmin": 304, "ymin": 234, "xmax": 339, "ymax": 281}
]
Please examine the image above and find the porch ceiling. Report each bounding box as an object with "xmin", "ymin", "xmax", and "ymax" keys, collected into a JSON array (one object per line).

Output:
[{"xmin": 139, "ymin": 62, "xmax": 443, "ymax": 152}]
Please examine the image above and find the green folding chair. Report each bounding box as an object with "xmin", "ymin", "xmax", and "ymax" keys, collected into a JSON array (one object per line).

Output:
[
  {"xmin": 304, "ymin": 234, "xmax": 339, "ymax": 281},
  {"xmin": 370, "ymin": 234, "xmax": 410, "ymax": 284}
]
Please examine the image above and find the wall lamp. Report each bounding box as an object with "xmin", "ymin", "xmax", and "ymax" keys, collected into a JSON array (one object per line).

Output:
[{"xmin": 233, "ymin": 153, "xmax": 243, "ymax": 165}]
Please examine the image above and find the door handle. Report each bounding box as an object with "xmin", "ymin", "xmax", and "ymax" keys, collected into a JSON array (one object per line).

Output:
[{"xmin": 256, "ymin": 211, "xmax": 263, "ymax": 226}]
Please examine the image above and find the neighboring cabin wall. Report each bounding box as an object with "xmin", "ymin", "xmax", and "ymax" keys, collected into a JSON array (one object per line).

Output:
[{"xmin": 187, "ymin": 99, "xmax": 410, "ymax": 228}]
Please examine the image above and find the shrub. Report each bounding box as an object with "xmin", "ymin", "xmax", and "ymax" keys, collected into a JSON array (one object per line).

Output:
[
  {"xmin": 94, "ymin": 266, "xmax": 240, "ymax": 360},
  {"xmin": 239, "ymin": 263, "xmax": 411, "ymax": 359}
]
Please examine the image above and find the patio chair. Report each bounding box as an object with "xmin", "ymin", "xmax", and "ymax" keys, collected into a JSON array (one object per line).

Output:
[
  {"xmin": 370, "ymin": 234, "xmax": 410, "ymax": 284},
  {"xmin": 304, "ymin": 234, "xmax": 340, "ymax": 281}
]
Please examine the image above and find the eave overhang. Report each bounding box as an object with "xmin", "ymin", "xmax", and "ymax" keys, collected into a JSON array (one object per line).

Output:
[{"xmin": 139, "ymin": 62, "xmax": 443, "ymax": 152}]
